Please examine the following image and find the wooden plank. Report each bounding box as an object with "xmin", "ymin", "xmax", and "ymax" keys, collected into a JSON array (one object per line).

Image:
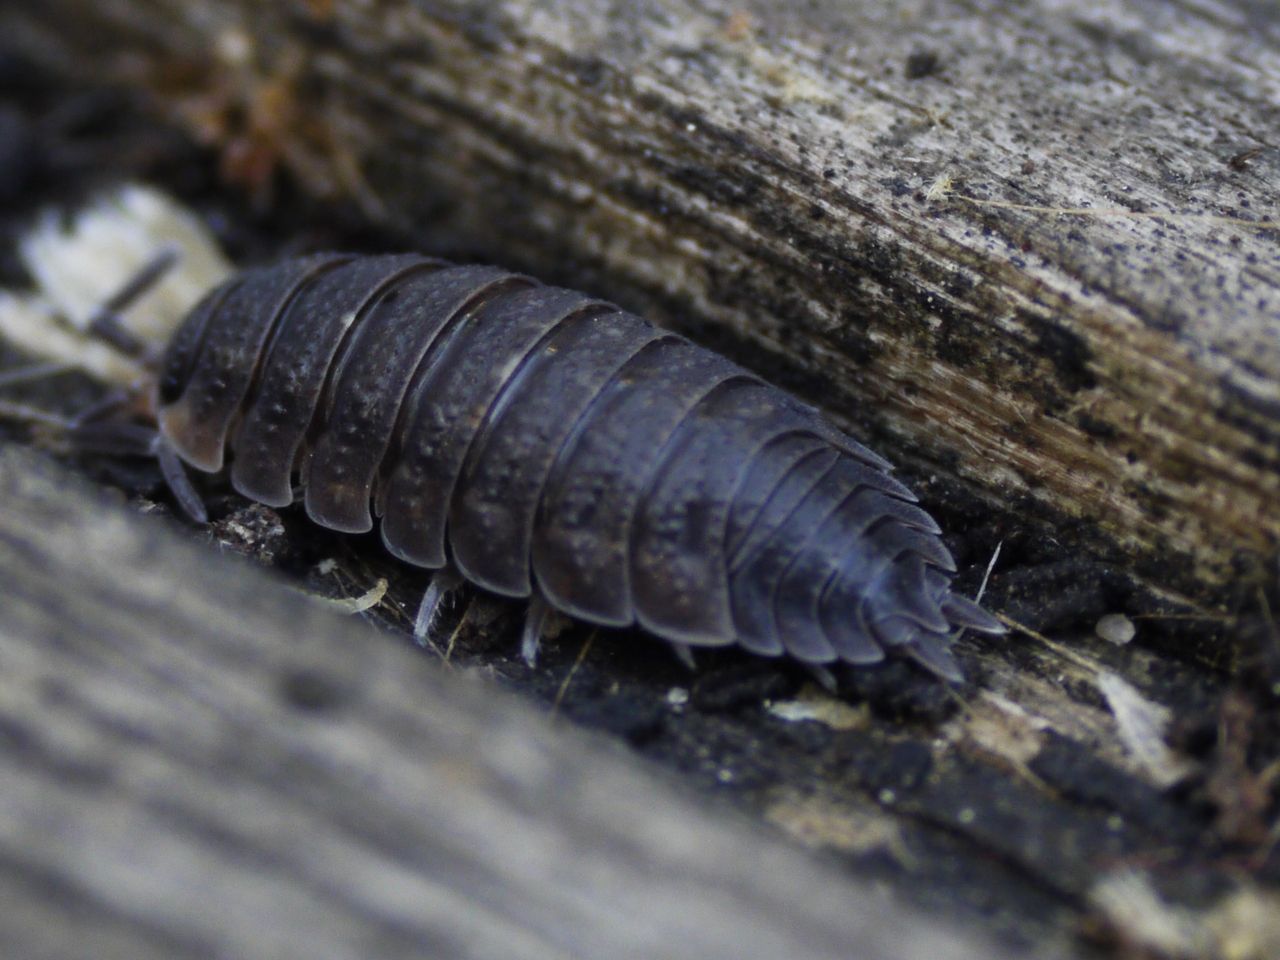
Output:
[
  {"xmin": 4, "ymin": 0, "xmax": 1278, "ymax": 612},
  {"xmin": 0, "ymin": 447, "xmax": 1025, "ymax": 960}
]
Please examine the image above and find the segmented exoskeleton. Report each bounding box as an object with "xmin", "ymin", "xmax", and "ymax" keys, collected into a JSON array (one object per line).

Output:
[{"xmin": 146, "ymin": 253, "xmax": 1002, "ymax": 680}]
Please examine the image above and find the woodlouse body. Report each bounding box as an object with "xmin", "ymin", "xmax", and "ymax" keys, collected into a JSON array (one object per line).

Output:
[{"xmin": 156, "ymin": 253, "xmax": 1002, "ymax": 679}]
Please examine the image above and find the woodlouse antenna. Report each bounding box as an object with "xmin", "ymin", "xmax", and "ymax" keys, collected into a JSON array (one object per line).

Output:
[
  {"xmin": 0, "ymin": 361, "xmax": 77, "ymax": 389},
  {"xmin": 0, "ymin": 243, "xmax": 210, "ymax": 524},
  {"xmin": 0, "ymin": 244, "xmax": 182, "ymax": 396},
  {"xmin": 83, "ymin": 243, "xmax": 182, "ymax": 367},
  {"xmin": 0, "ymin": 398, "xmax": 77, "ymax": 431}
]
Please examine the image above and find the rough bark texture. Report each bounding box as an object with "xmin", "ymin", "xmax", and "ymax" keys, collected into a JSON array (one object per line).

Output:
[
  {"xmin": 0, "ymin": 446, "xmax": 1023, "ymax": 960},
  {"xmin": 7, "ymin": 0, "xmax": 1280, "ymax": 613}
]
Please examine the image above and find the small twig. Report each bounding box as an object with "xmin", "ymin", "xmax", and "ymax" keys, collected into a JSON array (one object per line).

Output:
[
  {"xmin": 443, "ymin": 595, "xmax": 473, "ymax": 662},
  {"xmin": 551, "ymin": 630, "xmax": 597, "ymax": 717}
]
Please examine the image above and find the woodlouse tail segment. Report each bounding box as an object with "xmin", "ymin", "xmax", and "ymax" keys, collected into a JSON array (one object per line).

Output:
[
  {"xmin": 879, "ymin": 555, "xmax": 952, "ymax": 634},
  {"xmin": 902, "ymin": 631, "xmax": 966, "ymax": 684},
  {"xmin": 817, "ymin": 609, "xmax": 886, "ymax": 665},
  {"xmin": 857, "ymin": 559, "xmax": 1005, "ymax": 682},
  {"xmin": 940, "ymin": 593, "xmax": 1006, "ymax": 635}
]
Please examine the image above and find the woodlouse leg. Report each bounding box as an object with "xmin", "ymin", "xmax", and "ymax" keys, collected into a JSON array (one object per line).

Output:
[
  {"xmin": 805, "ymin": 663, "xmax": 838, "ymax": 693},
  {"xmin": 521, "ymin": 594, "xmax": 552, "ymax": 667},
  {"xmin": 83, "ymin": 243, "xmax": 181, "ymax": 368},
  {"xmin": 669, "ymin": 642, "xmax": 697, "ymax": 672},
  {"xmin": 413, "ymin": 565, "xmax": 465, "ymax": 646},
  {"xmin": 152, "ymin": 434, "xmax": 209, "ymax": 524},
  {"xmin": 0, "ymin": 354, "xmax": 208, "ymax": 523},
  {"xmin": 8, "ymin": 401, "xmax": 212, "ymax": 523}
]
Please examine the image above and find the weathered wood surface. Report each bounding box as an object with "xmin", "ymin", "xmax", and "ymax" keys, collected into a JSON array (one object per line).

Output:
[
  {"xmin": 0, "ymin": 447, "xmax": 1024, "ymax": 960},
  {"xmin": 6, "ymin": 0, "xmax": 1279, "ymax": 612}
]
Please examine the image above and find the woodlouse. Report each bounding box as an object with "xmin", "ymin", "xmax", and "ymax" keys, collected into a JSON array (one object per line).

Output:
[{"xmin": 58, "ymin": 252, "xmax": 1007, "ymax": 680}]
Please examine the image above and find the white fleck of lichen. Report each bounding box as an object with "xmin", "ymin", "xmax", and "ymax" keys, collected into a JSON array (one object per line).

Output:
[
  {"xmin": 1093, "ymin": 871, "xmax": 1280, "ymax": 960},
  {"xmin": 766, "ymin": 685, "xmax": 869, "ymax": 730},
  {"xmin": 1097, "ymin": 671, "xmax": 1192, "ymax": 788},
  {"xmin": 1206, "ymin": 887, "xmax": 1280, "ymax": 960},
  {"xmin": 924, "ymin": 172, "xmax": 955, "ymax": 202},
  {"xmin": 1091, "ymin": 870, "xmax": 1204, "ymax": 957},
  {"xmin": 765, "ymin": 795, "xmax": 915, "ymax": 866}
]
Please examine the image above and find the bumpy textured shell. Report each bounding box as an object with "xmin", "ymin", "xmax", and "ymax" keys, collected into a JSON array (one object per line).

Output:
[{"xmin": 156, "ymin": 254, "xmax": 1001, "ymax": 679}]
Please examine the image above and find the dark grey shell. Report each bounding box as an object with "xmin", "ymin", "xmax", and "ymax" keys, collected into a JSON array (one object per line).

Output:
[{"xmin": 156, "ymin": 254, "xmax": 1002, "ymax": 680}]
